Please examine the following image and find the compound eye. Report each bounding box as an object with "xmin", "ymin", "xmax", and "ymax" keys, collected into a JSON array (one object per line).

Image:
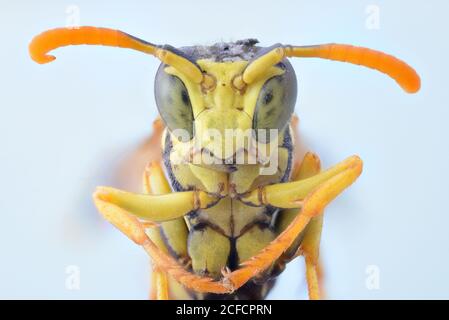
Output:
[
  {"xmin": 155, "ymin": 68, "xmax": 194, "ymax": 140},
  {"xmin": 253, "ymin": 67, "xmax": 297, "ymax": 142}
]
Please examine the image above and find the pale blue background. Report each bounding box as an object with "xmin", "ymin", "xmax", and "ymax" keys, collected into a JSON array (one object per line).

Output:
[{"xmin": 0, "ymin": 0, "xmax": 448, "ymax": 299}]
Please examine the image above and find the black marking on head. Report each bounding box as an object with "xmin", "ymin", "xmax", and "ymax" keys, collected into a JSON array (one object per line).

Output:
[
  {"xmin": 160, "ymin": 44, "xmax": 201, "ymax": 68},
  {"xmin": 280, "ymin": 127, "xmax": 294, "ymax": 183},
  {"xmin": 247, "ymin": 43, "xmax": 283, "ymax": 65},
  {"xmin": 123, "ymin": 32, "xmax": 158, "ymax": 48},
  {"xmin": 163, "ymin": 133, "xmax": 189, "ymax": 192},
  {"xmin": 179, "ymin": 39, "xmax": 261, "ymax": 62},
  {"xmin": 281, "ymin": 126, "xmax": 293, "ymax": 150}
]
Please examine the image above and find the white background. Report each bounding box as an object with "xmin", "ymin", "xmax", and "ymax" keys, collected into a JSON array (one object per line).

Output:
[{"xmin": 0, "ymin": 0, "xmax": 448, "ymax": 299}]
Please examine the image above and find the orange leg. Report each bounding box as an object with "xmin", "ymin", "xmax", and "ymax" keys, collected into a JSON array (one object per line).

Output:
[
  {"xmin": 94, "ymin": 156, "xmax": 362, "ymax": 295},
  {"xmin": 93, "ymin": 162, "xmax": 229, "ymax": 294},
  {"xmin": 151, "ymin": 266, "xmax": 169, "ymax": 300},
  {"xmin": 224, "ymin": 155, "xmax": 362, "ymax": 292},
  {"xmin": 292, "ymin": 152, "xmax": 324, "ymax": 300}
]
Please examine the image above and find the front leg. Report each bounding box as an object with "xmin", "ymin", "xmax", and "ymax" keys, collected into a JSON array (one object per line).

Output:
[
  {"xmin": 225, "ymin": 155, "xmax": 363, "ymax": 291},
  {"xmin": 93, "ymin": 163, "xmax": 230, "ymax": 294},
  {"xmin": 276, "ymin": 152, "xmax": 324, "ymax": 300},
  {"xmin": 241, "ymin": 155, "xmax": 362, "ymax": 209},
  {"xmin": 93, "ymin": 156, "xmax": 362, "ymax": 295},
  {"xmin": 94, "ymin": 185, "xmax": 218, "ymax": 222}
]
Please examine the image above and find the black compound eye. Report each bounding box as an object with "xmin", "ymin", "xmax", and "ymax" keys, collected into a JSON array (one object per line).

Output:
[
  {"xmin": 253, "ymin": 63, "xmax": 297, "ymax": 142},
  {"xmin": 155, "ymin": 66, "xmax": 194, "ymax": 140}
]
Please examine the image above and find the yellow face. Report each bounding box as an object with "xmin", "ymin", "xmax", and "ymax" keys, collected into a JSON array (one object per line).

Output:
[{"xmin": 156, "ymin": 59, "xmax": 297, "ymax": 167}]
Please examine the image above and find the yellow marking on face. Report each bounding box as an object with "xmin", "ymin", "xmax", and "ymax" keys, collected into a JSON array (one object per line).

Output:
[
  {"xmin": 164, "ymin": 60, "xmax": 285, "ymax": 118},
  {"xmin": 166, "ymin": 60, "xmax": 285, "ymax": 163}
]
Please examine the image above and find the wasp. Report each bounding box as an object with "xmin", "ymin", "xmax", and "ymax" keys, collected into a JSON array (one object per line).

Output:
[{"xmin": 29, "ymin": 26, "xmax": 420, "ymax": 300}]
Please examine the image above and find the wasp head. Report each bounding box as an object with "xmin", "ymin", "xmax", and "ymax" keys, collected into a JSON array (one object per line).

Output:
[{"xmin": 154, "ymin": 40, "xmax": 297, "ymax": 166}]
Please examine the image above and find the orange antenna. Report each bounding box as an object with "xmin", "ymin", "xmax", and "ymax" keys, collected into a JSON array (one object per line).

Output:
[
  {"xmin": 29, "ymin": 26, "xmax": 205, "ymax": 84},
  {"xmin": 284, "ymin": 44, "xmax": 420, "ymax": 93}
]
